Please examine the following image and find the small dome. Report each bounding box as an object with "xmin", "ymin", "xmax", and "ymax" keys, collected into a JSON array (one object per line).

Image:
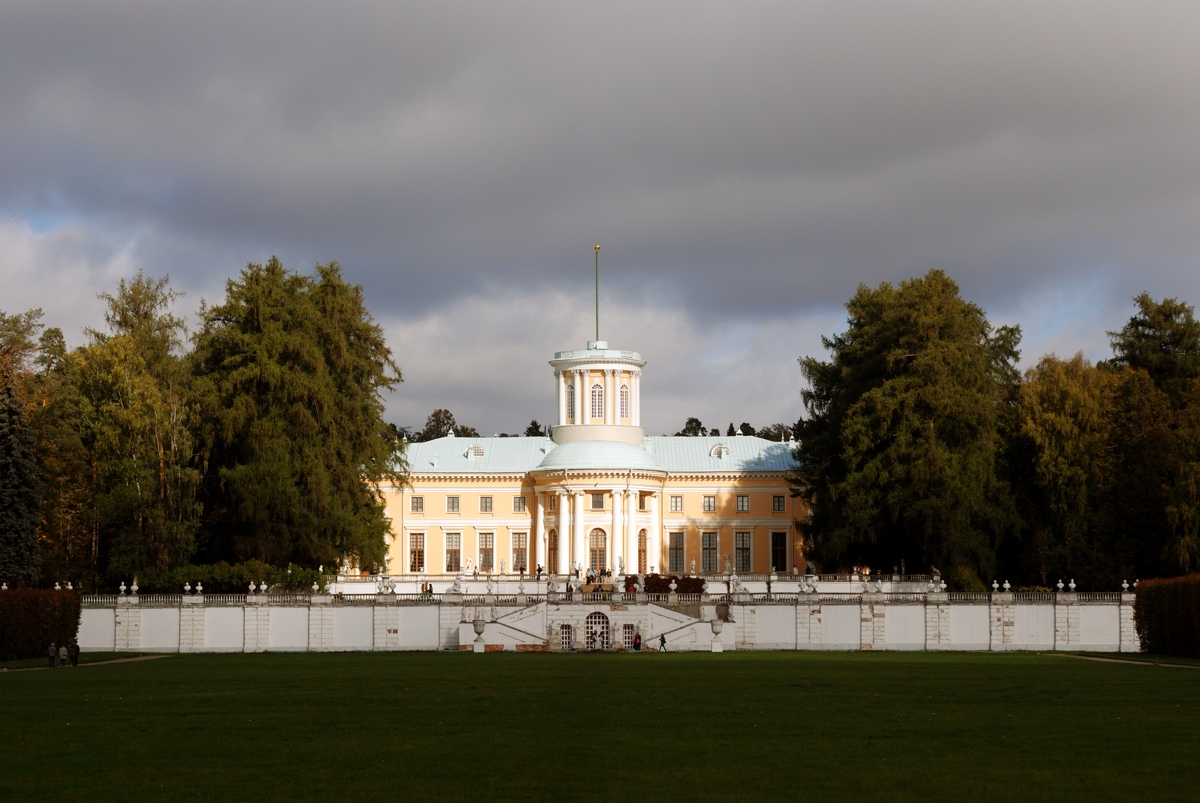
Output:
[{"xmin": 536, "ymin": 440, "xmax": 662, "ymax": 472}]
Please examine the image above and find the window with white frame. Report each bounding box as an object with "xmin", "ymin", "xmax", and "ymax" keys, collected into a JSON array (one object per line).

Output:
[
  {"xmin": 548, "ymin": 495, "xmax": 558, "ymax": 512},
  {"xmin": 703, "ymin": 495, "xmax": 716, "ymax": 513},
  {"xmin": 566, "ymin": 383, "xmax": 575, "ymax": 422},
  {"xmin": 638, "ymin": 493, "xmax": 647, "ymax": 511},
  {"xmin": 772, "ymin": 495, "xmax": 786, "ymax": 512},
  {"xmin": 479, "ymin": 496, "xmax": 492, "ymax": 513},
  {"xmin": 670, "ymin": 495, "xmax": 683, "ymax": 513},
  {"xmin": 445, "ymin": 533, "xmax": 461, "ymax": 572},
  {"xmin": 638, "ymin": 529, "xmax": 647, "ymax": 574},
  {"xmin": 591, "ymin": 383, "xmax": 604, "ymax": 419},
  {"xmin": 479, "ymin": 532, "xmax": 494, "ymax": 571},
  {"xmin": 623, "ymin": 623, "xmax": 636, "ymax": 650},
  {"xmin": 702, "ymin": 532, "xmax": 717, "ymax": 573},
  {"xmin": 513, "ymin": 496, "xmax": 526, "ymax": 513},
  {"xmin": 591, "ymin": 492, "xmax": 604, "ymax": 510},
  {"xmin": 669, "ymin": 532, "xmax": 684, "ymax": 573},
  {"xmin": 771, "ymin": 532, "xmax": 787, "ymax": 573},
  {"xmin": 512, "ymin": 532, "xmax": 527, "ymax": 574},
  {"xmin": 409, "ymin": 533, "xmax": 425, "ymax": 572},
  {"xmin": 410, "ymin": 496, "xmax": 423, "ymax": 513},
  {"xmin": 620, "ymin": 384, "xmax": 630, "ymax": 419},
  {"xmin": 588, "ymin": 528, "xmax": 607, "ymax": 572},
  {"xmin": 446, "ymin": 496, "xmax": 460, "ymax": 513},
  {"xmin": 548, "ymin": 529, "xmax": 558, "ymax": 570},
  {"xmin": 736, "ymin": 495, "xmax": 749, "ymax": 512},
  {"xmin": 735, "ymin": 531, "xmax": 751, "ymax": 572}
]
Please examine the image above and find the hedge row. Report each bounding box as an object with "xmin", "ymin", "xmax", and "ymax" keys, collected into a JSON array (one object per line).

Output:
[
  {"xmin": 0, "ymin": 590, "xmax": 81, "ymax": 661},
  {"xmin": 134, "ymin": 561, "xmax": 328, "ymax": 594},
  {"xmin": 1134, "ymin": 575, "xmax": 1200, "ymax": 657}
]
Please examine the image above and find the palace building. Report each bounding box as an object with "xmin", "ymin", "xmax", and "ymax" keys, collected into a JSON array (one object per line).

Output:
[{"xmin": 383, "ymin": 339, "xmax": 803, "ymax": 579}]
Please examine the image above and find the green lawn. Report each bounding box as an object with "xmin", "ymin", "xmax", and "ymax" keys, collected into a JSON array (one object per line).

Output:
[{"xmin": 2, "ymin": 652, "xmax": 1197, "ymax": 801}]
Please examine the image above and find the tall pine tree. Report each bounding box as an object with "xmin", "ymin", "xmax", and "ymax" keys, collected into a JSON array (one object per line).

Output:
[
  {"xmin": 0, "ymin": 358, "xmax": 41, "ymax": 586},
  {"xmin": 193, "ymin": 258, "xmax": 405, "ymax": 570}
]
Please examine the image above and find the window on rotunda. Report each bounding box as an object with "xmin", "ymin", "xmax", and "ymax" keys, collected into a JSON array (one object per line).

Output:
[
  {"xmin": 620, "ymin": 384, "xmax": 629, "ymax": 419},
  {"xmin": 591, "ymin": 383, "xmax": 604, "ymax": 419}
]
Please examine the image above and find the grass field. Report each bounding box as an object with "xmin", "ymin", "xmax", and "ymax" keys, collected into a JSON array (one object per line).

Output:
[{"xmin": 3, "ymin": 652, "xmax": 1198, "ymax": 801}]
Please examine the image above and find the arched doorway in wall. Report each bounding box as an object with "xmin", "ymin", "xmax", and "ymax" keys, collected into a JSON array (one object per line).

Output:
[
  {"xmin": 548, "ymin": 529, "xmax": 558, "ymax": 572},
  {"xmin": 589, "ymin": 528, "xmax": 607, "ymax": 572},
  {"xmin": 585, "ymin": 611, "xmax": 611, "ymax": 650},
  {"xmin": 638, "ymin": 529, "xmax": 647, "ymax": 574}
]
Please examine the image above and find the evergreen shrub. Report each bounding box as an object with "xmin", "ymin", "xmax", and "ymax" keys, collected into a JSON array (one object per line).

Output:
[
  {"xmin": 1134, "ymin": 575, "xmax": 1200, "ymax": 657},
  {"xmin": 0, "ymin": 589, "xmax": 81, "ymax": 660},
  {"xmin": 137, "ymin": 562, "xmax": 327, "ymax": 594}
]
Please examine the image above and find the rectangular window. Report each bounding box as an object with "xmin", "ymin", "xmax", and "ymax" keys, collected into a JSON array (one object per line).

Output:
[
  {"xmin": 410, "ymin": 496, "xmax": 424, "ymax": 513},
  {"xmin": 669, "ymin": 532, "xmax": 684, "ymax": 573},
  {"xmin": 735, "ymin": 532, "xmax": 751, "ymax": 573},
  {"xmin": 409, "ymin": 533, "xmax": 425, "ymax": 572},
  {"xmin": 639, "ymin": 494, "xmax": 647, "ymax": 511},
  {"xmin": 736, "ymin": 495, "xmax": 749, "ymax": 512},
  {"xmin": 445, "ymin": 533, "xmax": 461, "ymax": 573},
  {"xmin": 670, "ymin": 496, "xmax": 683, "ymax": 513},
  {"xmin": 446, "ymin": 496, "xmax": 460, "ymax": 513},
  {"xmin": 548, "ymin": 494, "xmax": 558, "ymax": 512},
  {"xmin": 512, "ymin": 532, "xmax": 528, "ymax": 574},
  {"xmin": 703, "ymin": 495, "xmax": 716, "ymax": 513},
  {"xmin": 702, "ymin": 532, "xmax": 717, "ymax": 573},
  {"xmin": 623, "ymin": 623, "xmax": 636, "ymax": 650},
  {"xmin": 560, "ymin": 624, "xmax": 574, "ymax": 651},
  {"xmin": 513, "ymin": 496, "xmax": 526, "ymax": 513},
  {"xmin": 591, "ymin": 492, "xmax": 604, "ymax": 510},
  {"xmin": 479, "ymin": 496, "xmax": 492, "ymax": 513},
  {"xmin": 771, "ymin": 532, "xmax": 788, "ymax": 574},
  {"xmin": 772, "ymin": 495, "xmax": 786, "ymax": 512},
  {"xmin": 479, "ymin": 533, "xmax": 494, "ymax": 572}
]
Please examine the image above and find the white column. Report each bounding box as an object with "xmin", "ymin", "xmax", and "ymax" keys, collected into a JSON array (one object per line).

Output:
[
  {"xmin": 573, "ymin": 492, "xmax": 586, "ymax": 573},
  {"xmin": 534, "ymin": 493, "xmax": 544, "ymax": 572},
  {"xmin": 611, "ymin": 488, "xmax": 622, "ymax": 573},
  {"xmin": 557, "ymin": 491, "xmax": 569, "ymax": 575},
  {"xmin": 556, "ymin": 371, "xmax": 566, "ymax": 426},
  {"xmin": 605, "ymin": 369, "xmax": 615, "ymax": 425},
  {"xmin": 649, "ymin": 492, "xmax": 661, "ymax": 574},
  {"xmin": 632, "ymin": 371, "xmax": 641, "ymax": 426},
  {"xmin": 624, "ymin": 490, "xmax": 635, "ymax": 572},
  {"xmin": 574, "ymin": 370, "xmax": 585, "ymax": 425}
]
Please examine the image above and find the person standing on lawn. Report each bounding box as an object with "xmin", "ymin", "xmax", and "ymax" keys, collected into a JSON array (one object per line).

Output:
[
  {"xmin": 68, "ymin": 642, "xmax": 80, "ymax": 667},
  {"xmin": 49, "ymin": 643, "xmax": 57, "ymax": 669},
  {"xmin": 59, "ymin": 644, "xmax": 68, "ymax": 667}
]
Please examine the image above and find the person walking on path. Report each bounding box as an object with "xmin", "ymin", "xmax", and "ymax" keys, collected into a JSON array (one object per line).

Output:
[
  {"xmin": 659, "ymin": 633, "xmax": 667, "ymax": 652},
  {"xmin": 49, "ymin": 643, "xmax": 57, "ymax": 669},
  {"xmin": 68, "ymin": 642, "xmax": 80, "ymax": 667},
  {"xmin": 59, "ymin": 644, "xmax": 68, "ymax": 667}
]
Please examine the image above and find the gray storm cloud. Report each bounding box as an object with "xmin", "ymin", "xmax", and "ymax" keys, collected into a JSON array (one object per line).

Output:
[{"xmin": 2, "ymin": 1, "xmax": 1199, "ymax": 432}]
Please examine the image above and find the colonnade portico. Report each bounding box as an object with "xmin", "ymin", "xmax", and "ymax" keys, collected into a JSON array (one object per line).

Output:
[{"xmin": 534, "ymin": 483, "xmax": 663, "ymax": 578}]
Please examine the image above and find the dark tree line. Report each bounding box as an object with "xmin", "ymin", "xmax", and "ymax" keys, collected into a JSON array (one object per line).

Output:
[
  {"xmin": 793, "ymin": 272, "xmax": 1200, "ymax": 591},
  {"xmin": 0, "ymin": 259, "xmax": 405, "ymax": 590}
]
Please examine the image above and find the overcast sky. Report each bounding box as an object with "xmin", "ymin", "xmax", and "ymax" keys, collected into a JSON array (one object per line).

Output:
[{"xmin": 3, "ymin": 2, "xmax": 1199, "ymax": 436}]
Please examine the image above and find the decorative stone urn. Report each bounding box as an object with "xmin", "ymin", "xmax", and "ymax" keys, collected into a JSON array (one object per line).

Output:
[
  {"xmin": 472, "ymin": 618, "xmax": 486, "ymax": 653},
  {"xmin": 710, "ymin": 619, "xmax": 724, "ymax": 653}
]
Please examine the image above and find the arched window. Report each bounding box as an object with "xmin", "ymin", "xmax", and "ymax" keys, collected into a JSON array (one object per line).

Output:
[
  {"xmin": 463, "ymin": 444, "xmax": 485, "ymax": 458},
  {"xmin": 620, "ymin": 384, "xmax": 630, "ymax": 420},
  {"xmin": 585, "ymin": 611, "xmax": 611, "ymax": 650},
  {"xmin": 589, "ymin": 528, "xmax": 607, "ymax": 572},
  {"xmin": 566, "ymin": 383, "xmax": 575, "ymax": 423},
  {"xmin": 638, "ymin": 529, "xmax": 648, "ymax": 574},
  {"xmin": 548, "ymin": 529, "xmax": 558, "ymax": 571},
  {"xmin": 591, "ymin": 383, "xmax": 604, "ymax": 420},
  {"xmin": 710, "ymin": 444, "xmax": 730, "ymax": 459}
]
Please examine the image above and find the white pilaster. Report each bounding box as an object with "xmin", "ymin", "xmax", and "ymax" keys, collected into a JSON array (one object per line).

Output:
[
  {"xmin": 649, "ymin": 492, "xmax": 661, "ymax": 573},
  {"xmin": 611, "ymin": 488, "xmax": 622, "ymax": 572},
  {"xmin": 574, "ymin": 370, "xmax": 585, "ymax": 425},
  {"xmin": 572, "ymin": 491, "xmax": 585, "ymax": 573},
  {"xmin": 632, "ymin": 370, "xmax": 641, "ymax": 426}
]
